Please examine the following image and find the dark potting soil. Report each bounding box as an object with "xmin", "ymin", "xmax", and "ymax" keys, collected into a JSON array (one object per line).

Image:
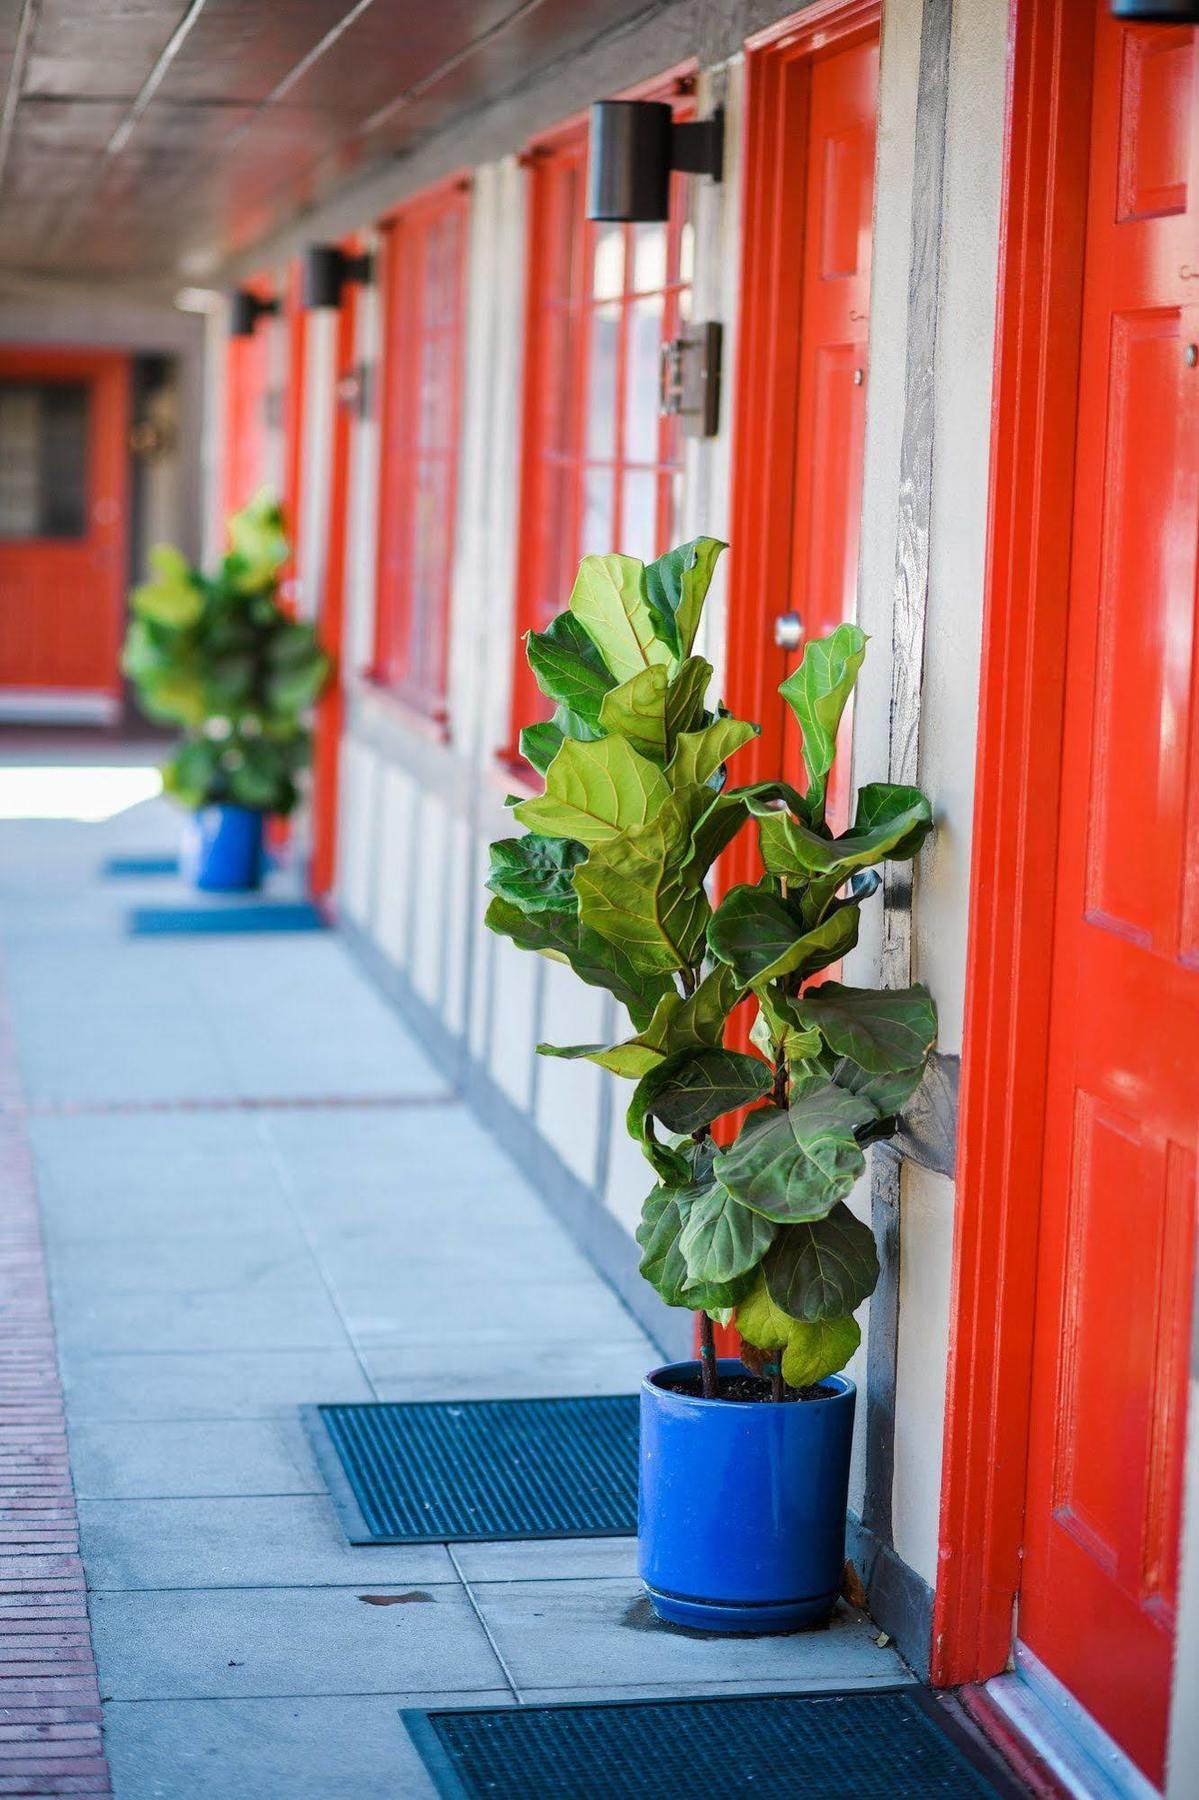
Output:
[{"xmin": 653, "ymin": 1371, "xmax": 834, "ymax": 1404}]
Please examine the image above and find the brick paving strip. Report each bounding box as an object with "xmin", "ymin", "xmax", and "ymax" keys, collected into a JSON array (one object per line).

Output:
[{"xmin": 0, "ymin": 982, "xmax": 112, "ymax": 1798}]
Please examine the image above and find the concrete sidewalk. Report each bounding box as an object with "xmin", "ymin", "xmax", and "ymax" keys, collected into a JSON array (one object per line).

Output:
[{"xmin": 0, "ymin": 753, "xmax": 910, "ymax": 1799}]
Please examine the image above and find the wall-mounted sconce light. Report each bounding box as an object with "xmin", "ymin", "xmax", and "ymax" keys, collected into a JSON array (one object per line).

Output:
[
  {"xmin": 301, "ymin": 245, "xmax": 374, "ymax": 311},
  {"xmin": 586, "ymin": 100, "xmax": 723, "ymax": 224},
  {"xmin": 1111, "ymin": 0, "xmax": 1199, "ymax": 17},
  {"xmin": 229, "ymin": 289, "xmax": 280, "ymax": 337}
]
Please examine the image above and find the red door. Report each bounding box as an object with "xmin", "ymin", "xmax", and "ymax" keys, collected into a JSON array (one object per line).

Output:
[
  {"xmin": 725, "ymin": 14, "xmax": 878, "ymax": 880},
  {"xmin": 0, "ymin": 350, "xmax": 130, "ymax": 707},
  {"xmin": 1018, "ymin": 11, "xmax": 1198, "ymax": 1784}
]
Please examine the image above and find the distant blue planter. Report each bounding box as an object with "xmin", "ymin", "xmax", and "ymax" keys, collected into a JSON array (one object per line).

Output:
[
  {"xmin": 638, "ymin": 1359, "xmax": 855, "ymax": 1634},
  {"xmin": 181, "ymin": 804, "xmax": 265, "ymax": 893}
]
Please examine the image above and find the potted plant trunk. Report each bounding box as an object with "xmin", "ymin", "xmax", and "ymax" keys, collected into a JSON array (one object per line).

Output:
[
  {"xmin": 122, "ymin": 492, "xmax": 330, "ymax": 892},
  {"xmin": 486, "ymin": 540, "xmax": 935, "ymax": 1633}
]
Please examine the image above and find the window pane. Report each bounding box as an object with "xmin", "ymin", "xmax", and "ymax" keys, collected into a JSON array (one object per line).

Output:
[
  {"xmin": 591, "ymin": 224, "xmax": 625, "ymax": 300},
  {"xmin": 632, "ymin": 221, "xmax": 668, "ymax": 293},
  {"xmin": 621, "ymin": 469, "xmax": 657, "ymax": 561},
  {"xmin": 586, "ymin": 302, "xmax": 620, "ymax": 461},
  {"xmin": 0, "ymin": 383, "xmax": 88, "ymax": 539},
  {"xmin": 623, "ymin": 293, "xmax": 664, "ymax": 464},
  {"xmin": 580, "ymin": 466, "xmax": 614, "ymax": 556}
]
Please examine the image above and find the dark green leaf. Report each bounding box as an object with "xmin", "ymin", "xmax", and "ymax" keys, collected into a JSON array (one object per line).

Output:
[
  {"xmin": 763, "ymin": 1203, "xmax": 879, "ymax": 1321},
  {"xmin": 796, "ymin": 981, "xmax": 938, "ymax": 1073},
  {"xmin": 707, "ymin": 884, "xmax": 861, "ymax": 987},
  {"xmin": 643, "ymin": 537, "xmax": 725, "ymax": 659},
  {"xmin": 486, "ymin": 835, "xmax": 586, "ymax": 914},
  {"xmin": 519, "ymin": 721, "xmax": 563, "ymax": 776},
  {"xmin": 638, "ymin": 1047, "xmax": 772, "ymax": 1137},
  {"xmin": 679, "ymin": 1181, "xmax": 775, "ymax": 1284},
  {"xmin": 712, "ymin": 1084, "xmax": 874, "ymax": 1223},
  {"xmin": 525, "ymin": 611, "xmax": 616, "ymax": 728}
]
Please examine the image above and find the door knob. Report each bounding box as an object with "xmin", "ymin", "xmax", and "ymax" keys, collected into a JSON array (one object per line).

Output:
[{"xmin": 774, "ymin": 611, "xmax": 804, "ymax": 651}]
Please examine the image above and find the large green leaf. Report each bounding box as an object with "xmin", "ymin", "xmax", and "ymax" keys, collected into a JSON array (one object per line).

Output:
[
  {"xmin": 596, "ymin": 655, "xmax": 722, "ymax": 764},
  {"xmin": 568, "ymin": 554, "xmax": 674, "ymax": 684},
  {"xmin": 669, "ymin": 716, "xmax": 758, "ymax": 789},
  {"xmin": 755, "ymin": 791, "xmax": 933, "ymax": 882},
  {"xmin": 574, "ymin": 788, "xmax": 711, "ymax": 972},
  {"xmin": 483, "ymin": 895, "xmax": 674, "ymax": 1028},
  {"xmin": 778, "ymin": 623, "xmax": 867, "ymax": 823},
  {"xmin": 514, "ymin": 736, "xmax": 670, "ymax": 845},
  {"xmin": 538, "ymin": 961, "xmax": 740, "ymax": 1078},
  {"xmin": 854, "ymin": 782, "xmax": 935, "ymax": 860},
  {"xmin": 129, "ymin": 545, "xmax": 205, "ymax": 629},
  {"xmin": 829, "ymin": 1054, "xmax": 927, "ymax": 1116},
  {"xmin": 763, "ymin": 1203, "xmax": 879, "ymax": 1321},
  {"xmin": 679, "ymin": 1182, "xmax": 775, "ymax": 1285},
  {"xmin": 712, "ymin": 1085, "xmax": 874, "ymax": 1222},
  {"xmin": 643, "ymin": 537, "xmax": 725, "ymax": 660},
  {"xmin": 486, "ymin": 834, "xmax": 586, "ymax": 914},
  {"xmin": 797, "ymin": 982, "xmax": 937, "ymax": 1073},
  {"xmin": 737, "ymin": 1278, "xmax": 862, "ymax": 1385},
  {"xmin": 636, "ymin": 1178, "xmax": 756, "ymax": 1313},
  {"xmin": 707, "ymin": 884, "xmax": 861, "ymax": 987},
  {"xmin": 635, "ymin": 1047, "xmax": 772, "ymax": 1139},
  {"xmin": 663, "ymin": 657, "xmax": 713, "ymax": 739},
  {"xmin": 598, "ymin": 665, "xmax": 670, "ymax": 760},
  {"xmin": 525, "ymin": 611, "xmax": 616, "ymax": 728}
]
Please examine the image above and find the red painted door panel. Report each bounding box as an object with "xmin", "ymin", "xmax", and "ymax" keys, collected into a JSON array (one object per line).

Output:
[
  {"xmin": 780, "ymin": 38, "xmax": 876, "ymax": 822},
  {"xmin": 223, "ymin": 303, "xmax": 272, "ymax": 521},
  {"xmin": 1019, "ymin": 11, "xmax": 1199, "ymax": 1784},
  {"xmin": 0, "ymin": 352, "xmax": 129, "ymax": 698},
  {"xmin": 724, "ymin": 25, "xmax": 878, "ymax": 887}
]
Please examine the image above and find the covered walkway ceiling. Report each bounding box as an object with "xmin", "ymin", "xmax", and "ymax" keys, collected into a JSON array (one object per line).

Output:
[{"xmin": 0, "ymin": 0, "xmax": 649, "ymax": 283}]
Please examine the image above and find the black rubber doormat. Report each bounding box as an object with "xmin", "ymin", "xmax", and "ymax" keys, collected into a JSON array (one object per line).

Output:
[
  {"xmin": 303, "ymin": 1396, "xmax": 638, "ymax": 1543},
  {"xmin": 102, "ymin": 854, "xmax": 179, "ymax": 876},
  {"xmin": 127, "ymin": 902, "xmax": 327, "ymax": 935},
  {"xmin": 402, "ymin": 1690, "xmax": 1024, "ymax": 1800}
]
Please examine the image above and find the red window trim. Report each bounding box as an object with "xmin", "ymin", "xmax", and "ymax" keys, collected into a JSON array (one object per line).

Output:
[
  {"xmin": 504, "ymin": 67, "xmax": 697, "ymax": 765},
  {"xmin": 371, "ymin": 175, "xmax": 471, "ymax": 723}
]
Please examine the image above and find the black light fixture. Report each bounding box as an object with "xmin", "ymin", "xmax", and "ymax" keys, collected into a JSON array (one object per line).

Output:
[
  {"xmin": 228, "ymin": 288, "xmax": 280, "ymax": 338},
  {"xmin": 586, "ymin": 100, "xmax": 723, "ymax": 224},
  {"xmin": 1111, "ymin": 0, "xmax": 1199, "ymax": 17},
  {"xmin": 301, "ymin": 245, "xmax": 374, "ymax": 311}
]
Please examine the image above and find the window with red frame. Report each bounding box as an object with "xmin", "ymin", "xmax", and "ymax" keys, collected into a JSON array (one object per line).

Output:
[
  {"xmin": 373, "ymin": 182, "xmax": 469, "ymax": 714},
  {"xmin": 510, "ymin": 111, "xmax": 695, "ymax": 742}
]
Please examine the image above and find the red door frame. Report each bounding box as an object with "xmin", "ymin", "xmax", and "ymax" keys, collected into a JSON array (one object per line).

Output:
[
  {"xmin": 310, "ymin": 244, "xmax": 360, "ymax": 899},
  {"xmin": 722, "ymin": 0, "xmax": 880, "ymax": 889},
  {"xmin": 0, "ymin": 346, "xmax": 130, "ymax": 699},
  {"xmin": 933, "ymin": 0, "xmax": 1102, "ymax": 1688}
]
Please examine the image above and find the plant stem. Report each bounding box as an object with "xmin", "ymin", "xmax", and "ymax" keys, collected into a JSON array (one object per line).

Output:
[{"xmin": 698, "ymin": 1311, "xmax": 717, "ymax": 1399}]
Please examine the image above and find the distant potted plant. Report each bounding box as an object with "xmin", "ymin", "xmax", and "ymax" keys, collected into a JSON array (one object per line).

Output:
[
  {"xmin": 486, "ymin": 539, "xmax": 935, "ymax": 1634},
  {"xmin": 122, "ymin": 492, "xmax": 329, "ymax": 892}
]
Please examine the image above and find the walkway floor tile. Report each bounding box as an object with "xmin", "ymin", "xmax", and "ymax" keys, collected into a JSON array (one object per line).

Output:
[{"xmin": 90, "ymin": 1586, "xmax": 506, "ymax": 1701}]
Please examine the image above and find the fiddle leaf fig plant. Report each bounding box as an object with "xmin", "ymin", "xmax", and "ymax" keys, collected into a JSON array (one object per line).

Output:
[
  {"xmin": 122, "ymin": 491, "xmax": 329, "ymax": 816},
  {"xmin": 485, "ymin": 538, "xmax": 936, "ymax": 1398}
]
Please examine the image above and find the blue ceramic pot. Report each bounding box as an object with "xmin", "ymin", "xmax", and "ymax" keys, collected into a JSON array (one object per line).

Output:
[
  {"xmin": 182, "ymin": 804, "xmax": 265, "ymax": 893},
  {"xmin": 638, "ymin": 1358, "xmax": 855, "ymax": 1633}
]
